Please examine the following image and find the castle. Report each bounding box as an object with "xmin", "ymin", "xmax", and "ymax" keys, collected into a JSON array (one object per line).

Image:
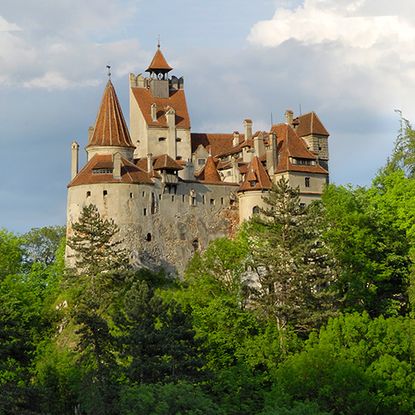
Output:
[{"xmin": 66, "ymin": 46, "xmax": 330, "ymax": 273}]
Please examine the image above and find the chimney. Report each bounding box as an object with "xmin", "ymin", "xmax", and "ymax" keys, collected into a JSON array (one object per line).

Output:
[
  {"xmin": 244, "ymin": 119, "xmax": 253, "ymax": 140},
  {"xmin": 231, "ymin": 156, "xmax": 239, "ymax": 183},
  {"xmin": 147, "ymin": 153, "xmax": 153, "ymax": 173},
  {"xmin": 253, "ymin": 132, "xmax": 265, "ymax": 158},
  {"xmin": 166, "ymin": 107, "xmax": 177, "ymax": 160},
  {"xmin": 233, "ymin": 131, "xmax": 240, "ymax": 147},
  {"xmin": 266, "ymin": 132, "xmax": 277, "ymax": 176},
  {"xmin": 151, "ymin": 103, "xmax": 157, "ymax": 122},
  {"xmin": 285, "ymin": 109, "xmax": 294, "ymax": 126},
  {"xmin": 113, "ymin": 152, "xmax": 122, "ymax": 179},
  {"xmin": 71, "ymin": 141, "xmax": 79, "ymax": 180}
]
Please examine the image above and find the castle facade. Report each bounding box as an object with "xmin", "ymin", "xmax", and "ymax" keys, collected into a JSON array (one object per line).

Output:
[{"xmin": 66, "ymin": 46, "xmax": 330, "ymax": 273}]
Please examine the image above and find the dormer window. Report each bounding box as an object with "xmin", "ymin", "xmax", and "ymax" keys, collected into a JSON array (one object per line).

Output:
[
  {"xmin": 250, "ymin": 181, "xmax": 257, "ymax": 187},
  {"xmin": 92, "ymin": 168, "xmax": 113, "ymax": 174}
]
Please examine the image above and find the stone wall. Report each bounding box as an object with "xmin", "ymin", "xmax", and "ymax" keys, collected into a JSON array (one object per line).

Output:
[{"xmin": 66, "ymin": 180, "xmax": 239, "ymax": 275}]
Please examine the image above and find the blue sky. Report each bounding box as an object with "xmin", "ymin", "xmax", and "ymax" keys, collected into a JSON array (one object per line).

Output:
[{"xmin": 0, "ymin": 0, "xmax": 412, "ymax": 233}]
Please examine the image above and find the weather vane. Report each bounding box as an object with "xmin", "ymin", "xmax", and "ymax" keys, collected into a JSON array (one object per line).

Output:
[
  {"xmin": 106, "ymin": 65, "xmax": 111, "ymax": 80},
  {"xmin": 157, "ymin": 34, "xmax": 160, "ymax": 48}
]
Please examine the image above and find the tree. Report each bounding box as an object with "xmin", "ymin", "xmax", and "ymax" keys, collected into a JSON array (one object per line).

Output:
[
  {"xmin": 0, "ymin": 229, "xmax": 22, "ymax": 281},
  {"xmin": 65, "ymin": 204, "xmax": 129, "ymax": 313},
  {"xmin": 249, "ymin": 178, "xmax": 338, "ymax": 334},
  {"xmin": 22, "ymin": 226, "xmax": 65, "ymax": 267},
  {"xmin": 389, "ymin": 112, "xmax": 415, "ymax": 177},
  {"xmin": 67, "ymin": 204, "xmax": 128, "ymax": 276},
  {"xmin": 115, "ymin": 278, "xmax": 204, "ymax": 385}
]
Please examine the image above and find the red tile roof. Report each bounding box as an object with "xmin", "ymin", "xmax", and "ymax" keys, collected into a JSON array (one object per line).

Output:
[
  {"xmin": 238, "ymin": 156, "xmax": 272, "ymax": 192},
  {"xmin": 153, "ymin": 154, "xmax": 183, "ymax": 170},
  {"xmin": 195, "ymin": 156, "xmax": 222, "ymax": 183},
  {"xmin": 88, "ymin": 81, "xmax": 134, "ymax": 149},
  {"xmin": 294, "ymin": 112, "xmax": 329, "ymax": 137},
  {"xmin": 191, "ymin": 133, "xmax": 244, "ymax": 156},
  {"xmin": 132, "ymin": 88, "xmax": 190, "ymax": 129},
  {"xmin": 271, "ymin": 123, "xmax": 328, "ymax": 174},
  {"xmin": 146, "ymin": 47, "xmax": 172, "ymax": 72},
  {"xmin": 68, "ymin": 154, "xmax": 153, "ymax": 187}
]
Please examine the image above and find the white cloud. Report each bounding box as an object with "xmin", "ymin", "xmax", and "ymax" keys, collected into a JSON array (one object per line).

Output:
[
  {"xmin": 0, "ymin": 1, "xmax": 145, "ymax": 90},
  {"xmin": 0, "ymin": 15, "xmax": 20, "ymax": 31},
  {"xmin": 248, "ymin": 0, "xmax": 414, "ymax": 49}
]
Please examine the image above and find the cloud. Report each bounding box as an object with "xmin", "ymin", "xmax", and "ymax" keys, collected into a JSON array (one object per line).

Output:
[
  {"xmin": 0, "ymin": 1, "xmax": 145, "ymax": 90},
  {"xmin": 248, "ymin": 0, "xmax": 414, "ymax": 49}
]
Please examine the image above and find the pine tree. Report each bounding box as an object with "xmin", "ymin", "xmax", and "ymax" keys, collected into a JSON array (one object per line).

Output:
[{"xmin": 249, "ymin": 177, "xmax": 338, "ymax": 334}]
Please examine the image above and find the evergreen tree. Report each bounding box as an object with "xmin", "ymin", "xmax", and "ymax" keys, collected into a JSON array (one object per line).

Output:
[
  {"xmin": 249, "ymin": 177, "xmax": 338, "ymax": 334},
  {"xmin": 65, "ymin": 204, "xmax": 129, "ymax": 312}
]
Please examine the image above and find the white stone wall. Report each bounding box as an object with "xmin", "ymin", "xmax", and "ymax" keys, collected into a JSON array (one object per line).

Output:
[
  {"xmin": 274, "ymin": 172, "xmax": 327, "ymax": 203},
  {"xmin": 66, "ymin": 180, "xmax": 239, "ymax": 274},
  {"xmin": 238, "ymin": 190, "xmax": 269, "ymax": 223}
]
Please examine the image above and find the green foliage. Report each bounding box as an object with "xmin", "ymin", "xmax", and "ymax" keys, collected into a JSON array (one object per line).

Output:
[
  {"xmin": 66, "ymin": 204, "xmax": 128, "ymax": 276},
  {"xmin": 119, "ymin": 382, "xmax": 219, "ymax": 415},
  {"xmin": 273, "ymin": 313, "xmax": 415, "ymax": 415},
  {"xmin": 322, "ymin": 181, "xmax": 411, "ymax": 316},
  {"xmin": 0, "ymin": 228, "xmax": 22, "ymax": 280},
  {"xmin": 22, "ymin": 226, "xmax": 66, "ymax": 266},
  {"xmin": 249, "ymin": 177, "xmax": 338, "ymax": 334}
]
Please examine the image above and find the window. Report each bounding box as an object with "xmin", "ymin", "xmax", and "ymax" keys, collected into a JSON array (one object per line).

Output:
[
  {"xmin": 171, "ymin": 195, "xmax": 174, "ymax": 202},
  {"xmin": 129, "ymin": 192, "xmax": 133, "ymax": 198},
  {"xmin": 143, "ymin": 208, "xmax": 147, "ymax": 216},
  {"xmin": 221, "ymin": 197, "xmax": 224, "ymax": 205},
  {"xmin": 158, "ymin": 137, "xmax": 166, "ymax": 142},
  {"xmin": 142, "ymin": 191, "xmax": 145, "ymax": 197},
  {"xmin": 103, "ymin": 190, "xmax": 108, "ymax": 196},
  {"xmin": 176, "ymin": 156, "xmax": 182, "ymax": 160},
  {"xmin": 210, "ymin": 199, "xmax": 215, "ymax": 205},
  {"xmin": 202, "ymin": 195, "xmax": 206, "ymax": 204},
  {"xmin": 146, "ymin": 233, "xmax": 152, "ymax": 242},
  {"xmin": 86, "ymin": 191, "xmax": 91, "ymax": 197},
  {"xmin": 93, "ymin": 168, "xmax": 113, "ymax": 174},
  {"xmin": 198, "ymin": 158, "xmax": 206, "ymax": 166},
  {"xmin": 305, "ymin": 177, "xmax": 310, "ymax": 188},
  {"xmin": 182, "ymin": 195, "xmax": 185, "ymax": 202},
  {"xmin": 176, "ymin": 137, "xmax": 182, "ymax": 142},
  {"xmin": 252, "ymin": 206, "xmax": 260, "ymax": 214},
  {"xmin": 191, "ymin": 196, "xmax": 196, "ymax": 206}
]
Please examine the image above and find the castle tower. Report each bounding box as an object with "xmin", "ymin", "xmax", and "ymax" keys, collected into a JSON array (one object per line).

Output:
[
  {"xmin": 129, "ymin": 45, "xmax": 192, "ymax": 164},
  {"xmin": 66, "ymin": 79, "xmax": 153, "ymax": 261},
  {"xmin": 293, "ymin": 112, "xmax": 330, "ymax": 171},
  {"xmin": 237, "ymin": 156, "xmax": 272, "ymax": 222},
  {"xmin": 86, "ymin": 80, "xmax": 135, "ymax": 161}
]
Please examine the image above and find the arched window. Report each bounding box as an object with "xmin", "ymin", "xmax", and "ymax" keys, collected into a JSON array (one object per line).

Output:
[{"xmin": 252, "ymin": 206, "xmax": 260, "ymax": 214}]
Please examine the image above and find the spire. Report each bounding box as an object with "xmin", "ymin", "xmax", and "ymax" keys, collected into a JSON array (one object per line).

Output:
[
  {"xmin": 238, "ymin": 156, "xmax": 272, "ymax": 192},
  {"xmin": 197, "ymin": 156, "xmax": 222, "ymax": 183},
  {"xmin": 88, "ymin": 80, "xmax": 134, "ymax": 148},
  {"xmin": 146, "ymin": 45, "xmax": 173, "ymax": 74}
]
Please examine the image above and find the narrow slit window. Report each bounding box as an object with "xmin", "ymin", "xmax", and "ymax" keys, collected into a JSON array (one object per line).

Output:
[{"xmin": 103, "ymin": 190, "xmax": 108, "ymax": 197}]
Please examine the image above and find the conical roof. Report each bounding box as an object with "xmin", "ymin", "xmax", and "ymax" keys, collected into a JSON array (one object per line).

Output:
[
  {"xmin": 195, "ymin": 156, "xmax": 222, "ymax": 183},
  {"xmin": 238, "ymin": 156, "xmax": 272, "ymax": 192},
  {"xmin": 88, "ymin": 80, "xmax": 134, "ymax": 148},
  {"xmin": 146, "ymin": 47, "xmax": 173, "ymax": 73}
]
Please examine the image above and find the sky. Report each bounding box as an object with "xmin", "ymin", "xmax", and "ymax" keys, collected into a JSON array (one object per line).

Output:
[{"xmin": 0, "ymin": 0, "xmax": 412, "ymax": 233}]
